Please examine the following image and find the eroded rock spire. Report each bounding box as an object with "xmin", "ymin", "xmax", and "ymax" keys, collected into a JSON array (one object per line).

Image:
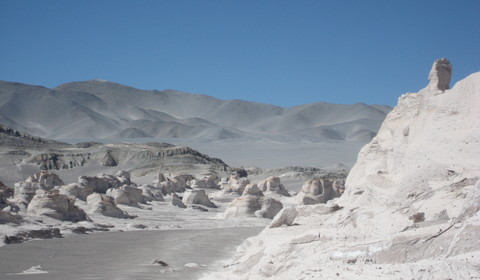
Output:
[{"xmin": 428, "ymin": 58, "xmax": 452, "ymax": 91}]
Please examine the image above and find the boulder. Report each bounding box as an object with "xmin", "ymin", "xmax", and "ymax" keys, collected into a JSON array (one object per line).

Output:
[
  {"xmin": 190, "ymin": 179, "xmax": 208, "ymax": 189},
  {"xmin": 172, "ymin": 193, "xmax": 186, "ymax": 209},
  {"xmin": 223, "ymin": 195, "xmax": 283, "ymax": 219},
  {"xmin": 157, "ymin": 181, "xmax": 177, "ymax": 195},
  {"xmin": 269, "ymin": 207, "xmax": 298, "ymax": 228},
  {"xmin": 14, "ymin": 171, "xmax": 65, "ymax": 204},
  {"xmin": 255, "ymin": 197, "xmax": 283, "ymax": 219},
  {"xmin": 27, "ymin": 189, "xmax": 89, "ymax": 222},
  {"xmin": 169, "ymin": 176, "xmax": 188, "ymax": 192},
  {"xmin": 86, "ymin": 193, "xmax": 134, "ymax": 219},
  {"xmin": 428, "ymin": 58, "xmax": 452, "ymax": 91},
  {"xmin": 139, "ymin": 184, "xmax": 165, "ymax": 202},
  {"xmin": 182, "ymin": 190, "xmax": 216, "ymax": 208},
  {"xmin": 58, "ymin": 183, "xmax": 93, "ymax": 201},
  {"xmin": 223, "ymin": 175, "xmax": 250, "ymax": 194},
  {"xmin": 242, "ymin": 184, "xmax": 264, "ymax": 196},
  {"xmin": 106, "ymin": 185, "xmax": 145, "ymax": 207},
  {"xmin": 258, "ymin": 177, "xmax": 290, "ymax": 196},
  {"xmin": 26, "ymin": 170, "xmax": 64, "ymax": 189},
  {"xmin": 78, "ymin": 174, "xmax": 123, "ymax": 193},
  {"xmin": 296, "ymin": 179, "xmax": 341, "ymax": 205},
  {"xmin": 14, "ymin": 182, "xmax": 47, "ymax": 204}
]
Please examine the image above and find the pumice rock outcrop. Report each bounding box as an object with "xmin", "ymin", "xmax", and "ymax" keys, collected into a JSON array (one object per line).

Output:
[
  {"xmin": 257, "ymin": 177, "xmax": 290, "ymax": 196},
  {"xmin": 428, "ymin": 58, "xmax": 452, "ymax": 91},
  {"xmin": 221, "ymin": 175, "xmax": 250, "ymax": 194},
  {"xmin": 14, "ymin": 171, "xmax": 65, "ymax": 204},
  {"xmin": 78, "ymin": 174, "xmax": 123, "ymax": 194},
  {"xmin": 106, "ymin": 185, "xmax": 145, "ymax": 207},
  {"xmin": 26, "ymin": 171, "xmax": 65, "ymax": 189},
  {"xmin": 27, "ymin": 189, "xmax": 89, "ymax": 222},
  {"xmin": 58, "ymin": 183, "xmax": 93, "ymax": 201},
  {"xmin": 182, "ymin": 189, "xmax": 216, "ymax": 208},
  {"xmin": 86, "ymin": 193, "xmax": 134, "ymax": 219},
  {"xmin": 139, "ymin": 184, "xmax": 165, "ymax": 202},
  {"xmin": 223, "ymin": 184, "xmax": 283, "ymax": 219},
  {"xmin": 295, "ymin": 178, "xmax": 342, "ymax": 205},
  {"xmin": 269, "ymin": 207, "xmax": 298, "ymax": 228}
]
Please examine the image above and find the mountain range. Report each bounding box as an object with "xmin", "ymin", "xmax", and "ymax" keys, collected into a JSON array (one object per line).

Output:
[{"xmin": 0, "ymin": 80, "xmax": 391, "ymax": 141}]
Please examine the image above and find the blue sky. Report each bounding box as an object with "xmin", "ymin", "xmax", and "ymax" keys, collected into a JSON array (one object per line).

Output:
[{"xmin": 0, "ymin": 0, "xmax": 479, "ymax": 107}]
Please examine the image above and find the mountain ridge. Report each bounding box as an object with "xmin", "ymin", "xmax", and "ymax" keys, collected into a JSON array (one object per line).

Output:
[{"xmin": 0, "ymin": 79, "xmax": 391, "ymax": 141}]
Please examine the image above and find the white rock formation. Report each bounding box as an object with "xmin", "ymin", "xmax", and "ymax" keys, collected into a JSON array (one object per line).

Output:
[
  {"xmin": 78, "ymin": 174, "xmax": 123, "ymax": 194},
  {"xmin": 138, "ymin": 184, "xmax": 165, "ymax": 202},
  {"xmin": 86, "ymin": 193, "xmax": 133, "ymax": 219},
  {"xmin": 242, "ymin": 184, "xmax": 264, "ymax": 196},
  {"xmin": 295, "ymin": 178, "xmax": 341, "ymax": 205},
  {"xmin": 181, "ymin": 190, "xmax": 216, "ymax": 208},
  {"xmin": 203, "ymin": 62, "xmax": 480, "ymax": 279},
  {"xmin": 254, "ymin": 197, "xmax": 283, "ymax": 219},
  {"xmin": 156, "ymin": 181, "xmax": 177, "ymax": 195},
  {"xmin": 26, "ymin": 171, "xmax": 65, "ymax": 189},
  {"xmin": 58, "ymin": 183, "xmax": 93, "ymax": 201},
  {"xmin": 221, "ymin": 175, "xmax": 250, "ymax": 194},
  {"xmin": 13, "ymin": 171, "xmax": 65, "ymax": 204},
  {"xmin": 269, "ymin": 207, "xmax": 298, "ymax": 228},
  {"xmin": 105, "ymin": 185, "xmax": 145, "ymax": 207},
  {"xmin": 257, "ymin": 176, "xmax": 290, "ymax": 196},
  {"xmin": 223, "ymin": 182, "xmax": 283, "ymax": 220},
  {"xmin": 27, "ymin": 189, "xmax": 89, "ymax": 222},
  {"xmin": 190, "ymin": 176, "xmax": 219, "ymax": 189}
]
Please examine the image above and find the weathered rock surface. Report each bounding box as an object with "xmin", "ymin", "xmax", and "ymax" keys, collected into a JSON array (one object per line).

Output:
[
  {"xmin": 221, "ymin": 175, "xmax": 250, "ymax": 194},
  {"xmin": 139, "ymin": 184, "xmax": 165, "ymax": 202},
  {"xmin": 171, "ymin": 193, "xmax": 186, "ymax": 209},
  {"xmin": 223, "ymin": 194, "xmax": 283, "ymax": 219},
  {"xmin": 106, "ymin": 185, "xmax": 145, "ymax": 207},
  {"xmin": 258, "ymin": 176, "xmax": 290, "ymax": 196},
  {"xmin": 182, "ymin": 190, "xmax": 216, "ymax": 208},
  {"xmin": 254, "ymin": 197, "xmax": 283, "ymax": 219},
  {"xmin": 58, "ymin": 183, "xmax": 93, "ymax": 201},
  {"xmin": 269, "ymin": 207, "xmax": 298, "ymax": 228},
  {"xmin": 242, "ymin": 184, "xmax": 264, "ymax": 196},
  {"xmin": 428, "ymin": 58, "xmax": 452, "ymax": 91},
  {"xmin": 78, "ymin": 174, "xmax": 123, "ymax": 194},
  {"xmin": 296, "ymin": 179, "xmax": 341, "ymax": 205},
  {"xmin": 86, "ymin": 193, "xmax": 134, "ymax": 219},
  {"xmin": 13, "ymin": 171, "xmax": 65, "ymax": 204},
  {"xmin": 27, "ymin": 189, "xmax": 89, "ymax": 222},
  {"xmin": 26, "ymin": 170, "xmax": 65, "ymax": 189}
]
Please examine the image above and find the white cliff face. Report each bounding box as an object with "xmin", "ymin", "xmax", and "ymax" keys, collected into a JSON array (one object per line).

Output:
[
  {"xmin": 344, "ymin": 70, "xmax": 480, "ymax": 209},
  {"xmin": 202, "ymin": 63, "xmax": 480, "ymax": 280}
]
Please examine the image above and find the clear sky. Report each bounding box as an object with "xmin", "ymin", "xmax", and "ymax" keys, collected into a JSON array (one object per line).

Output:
[{"xmin": 0, "ymin": 0, "xmax": 479, "ymax": 107}]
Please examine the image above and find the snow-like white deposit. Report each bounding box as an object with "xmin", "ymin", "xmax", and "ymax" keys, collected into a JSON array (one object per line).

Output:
[{"xmin": 201, "ymin": 62, "xmax": 480, "ymax": 279}]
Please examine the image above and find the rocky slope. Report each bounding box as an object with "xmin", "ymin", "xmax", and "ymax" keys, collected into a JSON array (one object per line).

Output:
[
  {"xmin": 0, "ymin": 80, "xmax": 390, "ymax": 141},
  {"xmin": 0, "ymin": 126, "xmax": 229, "ymax": 186},
  {"xmin": 202, "ymin": 59, "xmax": 480, "ymax": 279}
]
